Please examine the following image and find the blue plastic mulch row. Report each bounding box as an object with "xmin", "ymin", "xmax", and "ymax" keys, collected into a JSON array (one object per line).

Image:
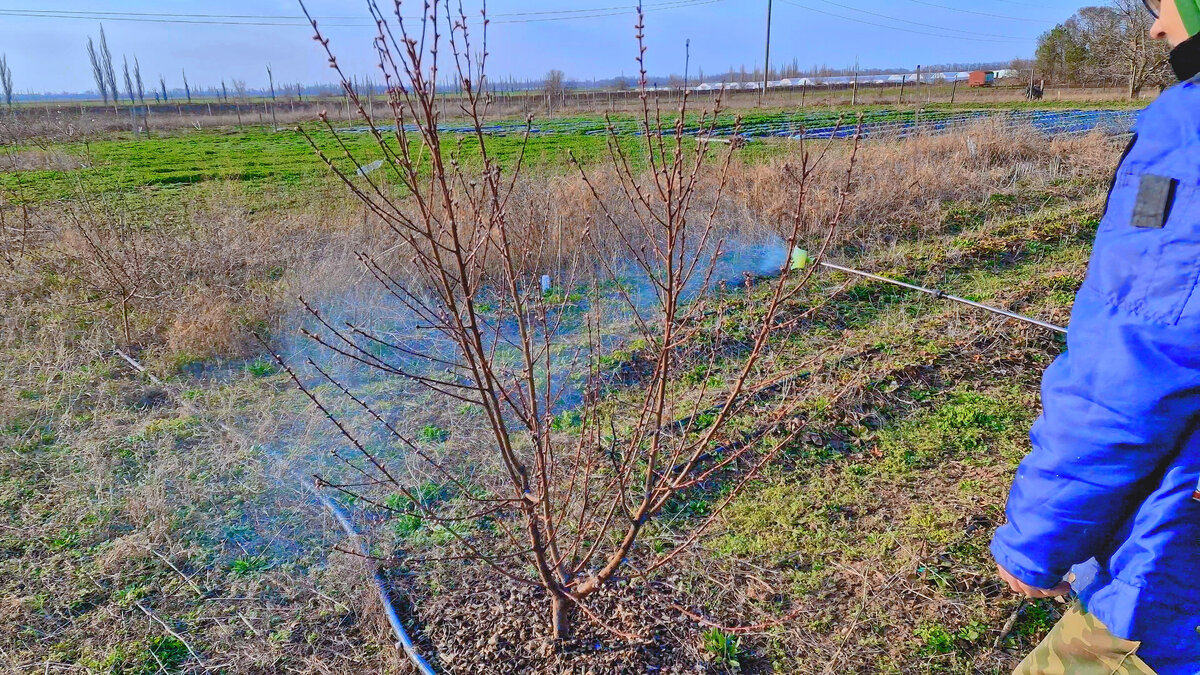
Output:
[{"xmin": 340, "ymin": 108, "xmax": 1141, "ymax": 141}]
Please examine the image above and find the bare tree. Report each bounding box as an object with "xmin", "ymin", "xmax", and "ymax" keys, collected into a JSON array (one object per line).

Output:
[
  {"xmin": 119, "ymin": 56, "xmax": 138, "ymax": 130},
  {"xmin": 99, "ymin": 26, "xmax": 119, "ymax": 111},
  {"xmin": 288, "ymin": 0, "xmax": 858, "ymax": 642},
  {"xmin": 87, "ymin": 38, "xmax": 109, "ymax": 104},
  {"xmin": 1105, "ymin": 0, "xmax": 1172, "ymax": 97},
  {"xmin": 220, "ymin": 79, "xmax": 228, "ymax": 103},
  {"xmin": 181, "ymin": 69, "xmax": 192, "ymax": 104},
  {"xmin": 55, "ymin": 196, "xmax": 166, "ymax": 344},
  {"xmin": 122, "ymin": 56, "xmax": 135, "ymax": 106},
  {"xmin": 0, "ymin": 55, "xmax": 12, "ymax": 109},
  {"xmin": 133, "ymin": 58, "xmax": 145, "ymax": 105},
  {"xmin": 231, "ymin": 79, "xmax": 246, "ymax": 127},
  {"xmin": 544, "ymin": 68, "xmax": 566, "ymax": 113},
  {"xmin": 158, "ymin": 74, "xmax": 168, "ymax": 103},
  {"xmin": 1037, "ymin": 1, "xmax": 1171, "ymax": 96},
  {"xmin": 133, "ymin": 57, "xmax": 149, "ymax": 129}
]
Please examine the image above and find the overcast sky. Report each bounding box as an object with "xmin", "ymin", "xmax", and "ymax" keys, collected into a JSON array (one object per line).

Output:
[{"xmin": 0, "ymin": 0, "xmax": 1092, "ymax": 94}]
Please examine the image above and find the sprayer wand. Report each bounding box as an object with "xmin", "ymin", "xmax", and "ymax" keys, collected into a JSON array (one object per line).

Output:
[
  {"xmin": 789, "ymin": 248, "xmax": 1068, "ymax": 334},
  {"xmin": 793, "ymin": 250, "xmax": 1200, "ymax": 503}
]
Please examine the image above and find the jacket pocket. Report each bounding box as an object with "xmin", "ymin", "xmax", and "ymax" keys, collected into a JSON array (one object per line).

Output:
[{"xmin": 1085, "ymin": 176, "xmax": 1200, "ymax": 326}]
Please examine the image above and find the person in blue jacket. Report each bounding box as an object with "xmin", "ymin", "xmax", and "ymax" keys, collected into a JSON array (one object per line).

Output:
[{"xmin": 991, "ymin": 1, "xmax": 1200, "ymax": 673}]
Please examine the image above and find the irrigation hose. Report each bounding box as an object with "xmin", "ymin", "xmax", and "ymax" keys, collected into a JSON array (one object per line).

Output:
[
  {"xmin": 303, "ymin": 478, "xmax": 437, "ymax": 675},
  {"xmin": 790, "ymin": 250, "xmax": 1067, "ymax": 334},
  {"xmin": 111, "ymin": 347, "xmax": 437, "ymax": 675}
]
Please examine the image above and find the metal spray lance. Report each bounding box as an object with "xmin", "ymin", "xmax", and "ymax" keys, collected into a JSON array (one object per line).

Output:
[
  {"xmin": 789, "ymin": 248, "xmax": 1200, "ymax": 502},
  {"xmin": 789, "ymin": 248, "xmax": 1067, "ymax": 333}
]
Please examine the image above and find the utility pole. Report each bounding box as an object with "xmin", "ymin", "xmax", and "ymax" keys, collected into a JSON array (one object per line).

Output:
[
  {"xmin": 852, "ymin": 56, "xmax": 859, "ymax": 107},
  {"xmin": 761, "ymin": 0, "xmax": 773, "ymax": 105},
  {"xmin": 685, "ymin": 39, "xmax": 691, "ymax": 91},
  {"xmin": 266, "ymin": 64, "xmax": 278, "ymax": 131}
]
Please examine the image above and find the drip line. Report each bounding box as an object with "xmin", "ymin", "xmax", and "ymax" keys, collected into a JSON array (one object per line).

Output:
[{"xmin": 111, "ymin": 347, "xmax": 437, "ymax": 674}]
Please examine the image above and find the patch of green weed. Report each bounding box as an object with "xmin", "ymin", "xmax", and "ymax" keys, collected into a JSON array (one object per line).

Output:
[
  {"xmin": 230, "ymin": 555, "xmax": 271, "ymax": 576},
  {"xmin": 245, "ymin": 358, "xmax": 279, "ymax": 377},
  {"xmin": 878, "ymin": 387, "xmax": 1032, "ymax": 473},
  {"xmin": 702, "ymin": 628, "xmax": 744, "ymax": 670}
]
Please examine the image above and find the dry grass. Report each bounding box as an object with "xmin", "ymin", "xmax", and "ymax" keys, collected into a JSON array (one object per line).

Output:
[
  {"xmin": 1, "ymin": 122, "xmax": 1115, "ymax": 368},
  {"xmin": 733, "ymin": 122, "xmax": 1115, "ymax": 249},
  {"xmin": 0, "ymin": 121, "xmax": 1125, "ymax": 672},
  {"xmin": 0, "ymin": 147, "xmax": 84, "ymax": 172},
  {"xmin": 0, "ymin": 102, "xmax": 345, "ymax": 143}
]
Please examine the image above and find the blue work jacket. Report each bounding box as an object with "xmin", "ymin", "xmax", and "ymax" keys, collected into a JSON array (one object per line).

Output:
[{"xmin": 991, "ymin": 78, "xmax": 1200, "ymax": 674}]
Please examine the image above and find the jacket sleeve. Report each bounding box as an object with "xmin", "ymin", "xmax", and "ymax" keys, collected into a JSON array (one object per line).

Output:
[{"xmin": 991, "ymin": 293, "xmax": 1200, "ymax": 589}]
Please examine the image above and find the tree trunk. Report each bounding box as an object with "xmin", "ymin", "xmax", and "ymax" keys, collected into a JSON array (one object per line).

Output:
[
  {"xmin": 550, "ymin": 593, "xmax": 571, "ymax": 641},
  {"xmin": 120, "ymin": 295, "xmax": 132, "ymax": 344}
]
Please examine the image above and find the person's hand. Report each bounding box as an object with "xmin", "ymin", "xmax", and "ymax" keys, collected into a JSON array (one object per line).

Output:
[{"xmin": 996, "ymin": 564, "xmax": 1072, "ymax": 598}]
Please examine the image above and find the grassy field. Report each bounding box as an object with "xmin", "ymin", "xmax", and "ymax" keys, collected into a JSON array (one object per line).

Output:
[
  {"xmin": 1, "ymin": 100, "xmax": 1146, "ymax": 205},
  {"xmin": 0, "ymin": 108, "xmax": 1121, "ymax": 673},
  {"xmin": 0, "ymin": 125, "xmax": 638, "ymax": 205}
]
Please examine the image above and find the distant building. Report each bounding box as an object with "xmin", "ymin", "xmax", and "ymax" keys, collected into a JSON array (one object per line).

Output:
[{"xmin": 968, "ymin": 70, "xmax": 996, "ymax": 87}]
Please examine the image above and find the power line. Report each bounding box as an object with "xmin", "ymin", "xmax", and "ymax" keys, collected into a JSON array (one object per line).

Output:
[
  {"xmin": 0, "ymin": 1, "xmax": 725, "ymax": 27},
  {"xmin": 489, "ymin": 0, "xmax": 722, "ymax": 18},
  {"xmin": 808, "ymin": 0, "xmax": 1032, "ymax": 40},
  {"xmin": 898, "ymin": 0, "xmax": 1045, "ymax": 23},
  {"xmin": 494, "ymin": 0, "xmax": 728, "ymax": 24},
  {"xmin": 2, "ymin": 0, "xmax": 705, "ymax": 20},
  {"xmin": 778, "ymin": 0, "xmax": 1032, "ymax": 43},
  {"xmin": 0, "ymin": 8, "xmax": 366, "ymax": 20},
  {"xmin": 0, "ymin": 10, "xmax": 356, "ymax": 27},
  {"xmin": 989, "ymin": 0, "xmax": 1054, "ymax": 7}
]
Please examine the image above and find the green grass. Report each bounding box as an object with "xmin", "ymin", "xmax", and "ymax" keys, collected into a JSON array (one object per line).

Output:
[
  {"xmin": 878, "ymin": 388, "xmax": 1033, "ymax": 474},
  {"xmin": 1, "ymin": 100, "xmax": 1141, "ymax": 205},
  {"xmin": 0, "ymin": 123, "xmax": 646, "ymax": 204}
]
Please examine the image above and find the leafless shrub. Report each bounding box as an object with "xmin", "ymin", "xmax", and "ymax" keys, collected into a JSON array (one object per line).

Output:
[
  {"xmin": 50, "ymin": 196, "xmax": 171, "ymax": 344},
  {"xmin": 284, "ymin": 0, "xmax": 859, "ymax": 642}
]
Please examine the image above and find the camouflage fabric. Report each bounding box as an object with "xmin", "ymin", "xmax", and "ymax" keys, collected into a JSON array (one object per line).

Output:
[{"xmin": 1015, "ymin": 603, "xmax": 1157, "ymax": 675}]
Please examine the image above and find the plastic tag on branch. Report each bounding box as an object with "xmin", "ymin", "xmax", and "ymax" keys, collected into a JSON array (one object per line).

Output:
[{"xmin": 790, "ymin": 248, "xmax": 812, "ymax": 271}]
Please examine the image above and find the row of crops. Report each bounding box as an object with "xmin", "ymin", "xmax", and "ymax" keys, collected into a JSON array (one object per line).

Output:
[{"xmin": 346, "ymin": 108, "xmax": 1140, "ymax": 141}]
